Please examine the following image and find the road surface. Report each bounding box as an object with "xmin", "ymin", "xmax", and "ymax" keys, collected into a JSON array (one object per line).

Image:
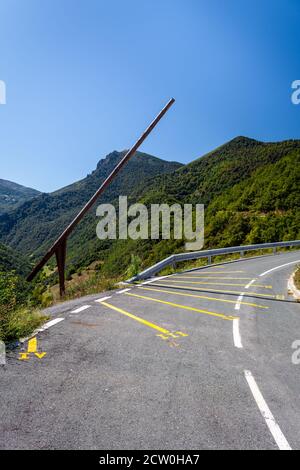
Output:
[{"xmin": 1, "ymin": 251, "xmax": 300, "ymax": 450}]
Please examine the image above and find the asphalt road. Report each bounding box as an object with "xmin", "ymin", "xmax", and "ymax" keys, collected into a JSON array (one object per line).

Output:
[{"xmin": 1, "ymin": 251, "xmax": 300, "ymax": 450}]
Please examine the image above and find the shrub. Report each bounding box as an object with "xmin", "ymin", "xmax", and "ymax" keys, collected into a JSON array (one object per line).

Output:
[
  {"xmin": 126, "ymin": 254, "xmax": 142, "ymax": 278},
  {"xmin": 0, "ymin": 271, "xmax": 48, "ymax": 343}
]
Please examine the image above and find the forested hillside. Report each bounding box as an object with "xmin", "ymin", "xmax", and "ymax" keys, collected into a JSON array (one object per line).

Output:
[
  {"xmin": 0, "ymin": 242, "xmax": 31, "ymax": 275},
  {"xmin": 82, "ymin": 136, "xmax": 300, "ymax": 278}
]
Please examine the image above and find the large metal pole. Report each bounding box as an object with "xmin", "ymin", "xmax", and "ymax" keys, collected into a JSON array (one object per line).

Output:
[{"xmin": 27, "ymin": 98, "xmax": 175, "ymax": 295}]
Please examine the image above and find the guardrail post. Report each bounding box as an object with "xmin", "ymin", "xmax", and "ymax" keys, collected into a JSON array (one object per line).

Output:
[
  {"xmin": 240, "ymin": 251, "xmax": 245, "ymax": 258},
  {"xmin": 207, "ymin": 255, "xmax": 212, "ymax": 265},
  {"xmin": 273, "ymin": 247, "xmax": 277, "ymax": 255}
]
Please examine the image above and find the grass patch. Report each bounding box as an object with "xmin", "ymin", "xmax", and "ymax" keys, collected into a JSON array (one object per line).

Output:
[
  {"xmin": 50, "ymin": 272, "xmax": 119, "ymax": 303},
  {"xmin": 0, "ymin": 306, "xmax": 48, "ymax": 343}
]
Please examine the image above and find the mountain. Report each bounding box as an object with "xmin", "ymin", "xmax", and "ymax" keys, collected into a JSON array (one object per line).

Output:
[
  {"xmin": 0, "ymin": 151, "xmax": 182, "ymax": 263},
  {"xmin": 0, "ymin": 179, "xmax": 40, "ymax": 215},
  {"xmin": 0, "ymin": 137, "xmax": 299, "ymax": 282}
]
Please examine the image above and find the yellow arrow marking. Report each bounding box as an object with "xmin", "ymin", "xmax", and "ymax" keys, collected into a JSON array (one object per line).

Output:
[
  {"xmin": 125, "ymin": 292, "xmax": 237, "ymax": 321},
  {"xmin": 19, "ymin": 353, "xmax": 30, "ymax": 360},
  {"xmin": 35, "ymin": 352, "xmax": 47, "ymax": 359},
  {"xmin": 19, "ymin": 337, "xmax": 47, "ymax": 361},
  {"xmin": 28, "ymin": 337, "xmax": 37, "ymax": 353}
]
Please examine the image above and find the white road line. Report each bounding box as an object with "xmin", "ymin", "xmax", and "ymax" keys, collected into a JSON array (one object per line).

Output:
[
  {"xmin": 235, "ymin": 292, "xmax": 245, "ymax": 310},
  {"xmin": 141, "ymin": 275, "xmax": 172, "ymax": 285},
  {"xmin": 244, "ymin": 370, "xmax": 292, "ymax": 450},
  {"xmin": 71, "ymin": 305, "xmax": 91, "ymax": 313},
  {"xmin": 38, "ymin": 318, "xmax": 65, "ymax": 331},
  {"xmin": 245, "ymin": 279, "xmax": 256, "ymax": 289},
  {"xmin": 95, "ymin": 296, "xmax": 112, "ymax": 303},
  {"xmin": 233, "ymin": 319, "xmax": 243, "ymax": 348},
  {"xmin": 20, "ymin": 317, "xmax": 65, "ymax": 342},
  {"xmin": 259, "ymin": 260, "xmax": 300, "ymax": 277},
  {"xmin": 116, "ymin": 288, "xmax": 131, "ymax": 294}
]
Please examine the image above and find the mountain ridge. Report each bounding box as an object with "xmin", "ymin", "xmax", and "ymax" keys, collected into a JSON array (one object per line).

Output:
[
  {"xmin": 0, "ymin": 178, "xmax": 40, "ymax": 215},
  {"xmin": 0, "ymin": 151, "xmax": 182, "ymax": 259}
]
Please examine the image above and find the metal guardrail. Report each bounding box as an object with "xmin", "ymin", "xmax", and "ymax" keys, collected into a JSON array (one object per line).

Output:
[{"xmin": 128, "ymin": 240, "xmax": 300, "ymax": 282}]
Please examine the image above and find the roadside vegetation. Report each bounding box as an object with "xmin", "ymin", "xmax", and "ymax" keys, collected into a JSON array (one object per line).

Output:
[
  {"xmin": 0, "ymin": 271, "xmax": 48, "ymax": 344},
  {"xmin": 51, "ymin": 269, "xmax": 118, "ymax": 302}
]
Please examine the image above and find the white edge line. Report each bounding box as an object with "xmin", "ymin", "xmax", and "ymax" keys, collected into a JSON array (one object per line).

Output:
[
  {"xmin": 244, "ymin": 370, "xmax": 292, "ymax": 450},
  {"xmin": 235, "ymin": 292, "xmax": 245, "ymax": 311},
  {"xmin": 245, "ymin": 279, "xmax": 256, "ymax": 289},
  {"xmin": 116, "ymin": 288, "xmax": 131, "ymax": 294},
  {"xmin": 259, "ymin": 260, "xmax": 300, "ymax": 277},
  {"xmin": 20, "ymin": 317, "xmax": 65, "ymax": 343},
  {"xmin": 71, "ymin": 305, "xmax": 91, "ymax": 313},
  {"xmin": 141, "ymin": 275, "xmax": 173, "ymax": 285},
  {"xmin": 233, "ymin": 319, "xmax": 243, "ymax": 348},
  {"xmin": 95, "ymin": 296, "xmax": 112, "ymax": 303}
]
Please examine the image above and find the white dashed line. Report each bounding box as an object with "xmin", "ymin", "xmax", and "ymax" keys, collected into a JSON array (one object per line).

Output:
[
  {"xmin": 233, "ymin": 319, "xmax": 243, "ymax": 349},
  {"xmin": 38, "ymin": 318, "xmax": 65, "ymax": 331},
  {"xmin": 259, "ymin": 260, "xmax": 300, "ymax": 277},
  {"xmin": 20, "ymin": 317, "xmax": 65, "ymax": 343},
  {"xmin": 116, "ymin": 288, "xmax": 132, "ymax": 294},
  {"xmin": 71, "ymin": 305, "xmax": 91, "ymax": 313},
  {"xmin": 95, "ymin": 296, "xmax": 112, "ymax": 303},
  {"xmin": 244, "ymin": 370, "xmax": 292, "ymax": 450}
]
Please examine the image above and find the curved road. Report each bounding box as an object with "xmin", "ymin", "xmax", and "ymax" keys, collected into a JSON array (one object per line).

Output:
[{"xmin": 1, "ymin": 251, "xmax": 300, "ymax": 450}]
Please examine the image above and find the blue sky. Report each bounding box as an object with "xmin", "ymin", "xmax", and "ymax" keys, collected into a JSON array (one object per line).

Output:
[{"xmin": 0, "ymin": 0, "xmax": 299, "ymax": 192}]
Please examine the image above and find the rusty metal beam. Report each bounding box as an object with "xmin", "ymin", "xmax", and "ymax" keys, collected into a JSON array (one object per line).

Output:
[
  {"xmin": 55, "ymin": 239, "xmax": 67, "ymax": 297},
  {"xmin": 27, "ymin": 98, "xmax": 175, "ymax": 295}
]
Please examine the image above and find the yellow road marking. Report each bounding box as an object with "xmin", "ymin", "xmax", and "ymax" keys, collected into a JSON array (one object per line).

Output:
[
  {"xmin": 139, "ymin": 286, "xmax": 269, "ymax": 310},
  {"xmin": 28, "ymin": 337, "xmax": 37, "ymax": 353},
  {"xmin": 19, "ymin": 353, "xmax": 29, "ymax": 360},
  {"xmin": 100, "ymin": 301, "xmax": 188, "ymax": 340},
  {"xmin": 173, "ymin": 276, "xmax": 254, "ymax": 280},
  {"xmin": 19, "ymin": 337, "xmax": 47, "ymax": 361},
  {"xmin": 184, "ymin": 270, "xmax": 245, "ymax": 274},
  {"xmin": 152, "ymin": 283, "xmax": 278, "ymax": 299},
  {"xmin": 101, "ymin": 301, "xmax": 170, "ymax": 334},
  {"xmin": 160, "ymin": 279, "xmax": 272, "ymax": 289},
  {"xmin": 125, "ymin": 292, "xmax": 237, "ymax": 321}
]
